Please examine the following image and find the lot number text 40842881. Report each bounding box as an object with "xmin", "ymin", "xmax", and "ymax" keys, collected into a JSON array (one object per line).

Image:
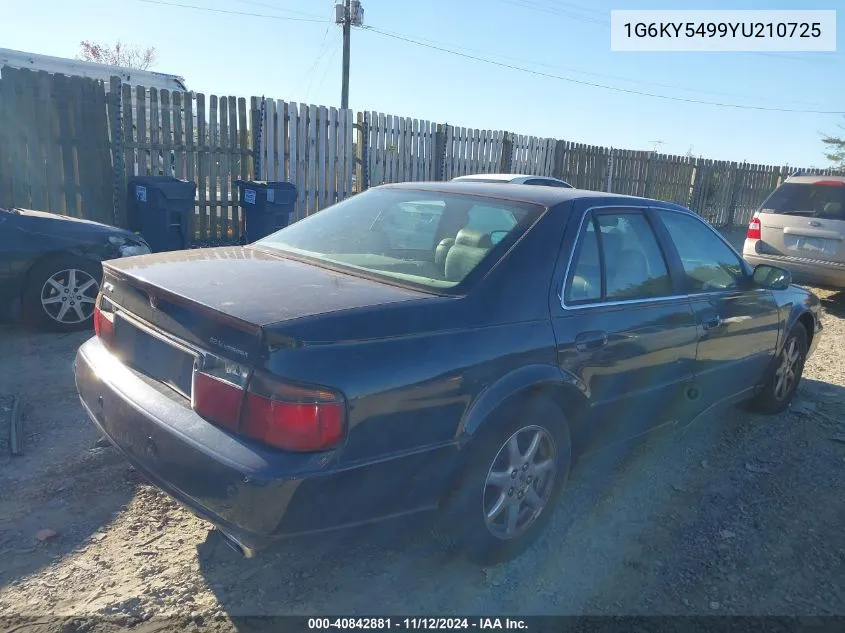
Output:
[{"xmin": 307, "ymin": 618, "xmax": 529, "ymax": 631}]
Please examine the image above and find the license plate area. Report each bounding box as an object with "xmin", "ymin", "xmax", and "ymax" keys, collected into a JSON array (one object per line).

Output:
[
  {"xmin": 112, "ymin": 314, "xmax": 197, "ymax": 399},
  {"xmin": 785, "ymin": 234, "xmax": 832, "ymax": 255}
]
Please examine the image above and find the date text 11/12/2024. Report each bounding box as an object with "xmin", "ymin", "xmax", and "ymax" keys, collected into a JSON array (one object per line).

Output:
[{"xmin": 308, "ymin": 618, "xmax": 528, "ymax": 631}]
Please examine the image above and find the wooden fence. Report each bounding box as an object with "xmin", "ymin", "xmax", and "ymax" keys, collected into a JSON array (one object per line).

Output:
[
  {"xmin": 0, "ymin": 68, "xmax": 113, "ymax": 223},
  {"xmin": 114, "ymin": 79, "xmax": 261, "ymax": 244},
  {"xmin": 443, "ymin": 126, "xmax": 507, "ymax": 179},
  {"xmin": 3, "ymin": 67, "xmax": 845, "ymax": 244},
  {"xmin": 363, "ymin": 112, "xmax": 439, "ymax": 186},
  {"xmin": 259, "ymin": 100, "xmax": 355, "ymax": 220}
]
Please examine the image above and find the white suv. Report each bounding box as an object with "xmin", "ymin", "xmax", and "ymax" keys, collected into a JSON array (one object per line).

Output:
[{"xmin": 743, "ymin": 174, "xmax": 845, "ymax": 289}]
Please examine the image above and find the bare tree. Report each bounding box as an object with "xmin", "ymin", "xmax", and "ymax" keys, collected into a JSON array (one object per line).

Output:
[{"xmin": 77, "ymin": 40, "xmax": 157, "ymax": 70}]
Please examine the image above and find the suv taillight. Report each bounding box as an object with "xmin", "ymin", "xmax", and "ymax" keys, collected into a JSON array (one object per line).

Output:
[
  {"xmin": 191, "ymin": 358, "xmax": 346, "ymax": 452},
  {"xmin": 93, "ymin": 296, "xmax": 115, "ymax": 346},
  {"xmin": 747, "ymin": 216, "xmax": 762, "ymax": 240}
]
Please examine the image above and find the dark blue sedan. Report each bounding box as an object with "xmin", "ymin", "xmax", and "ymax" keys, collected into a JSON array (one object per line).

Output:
[{"xmin": 74, "ymin": 183, "xmax": 822, "ymax": 565}]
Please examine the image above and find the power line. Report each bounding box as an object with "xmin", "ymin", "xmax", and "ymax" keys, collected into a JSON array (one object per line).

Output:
[
  {"xmin": 496, "ymin": 0, "xmax": 606, "ymax": 25},
  {"xmin": 229, "ymin": 0, "xmax": 325, "ymax": 19},
  {"xmin": 497, "ymin": 0, "xmax": 840, "ymax": 66},
  {"xmin": 295, "ymin": 8, "xmax": 336, "ymax": 93},
  {"xmin": 310, "ymin": 36, "xmax": 343, "ymax": 102},
  {"xmin": 538, "ymin": 0, "xmax": 608, "ymax": 17},
  {"xmin": 137, "ymin": 0, "xmax": 331, "ymax": 22},
  {"xmin": 362, "ymin": 26, "xmax": 845, "ymax": 114},
  {"xmin": 363, "ymin": 26, "xmax": 825, "ymax": 107},
  {"xmin": 140, "ymin": 0, "xmax": 841, "ymax": 110}
]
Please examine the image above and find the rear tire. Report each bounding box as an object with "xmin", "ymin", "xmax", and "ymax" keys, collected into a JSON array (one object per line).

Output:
[
  {"xmin": 746, "ymin": 323, "xmax": 808, "ymax": 415},
  {"xmin": 21, "ymin": 254, "xmax": 102, "ymax": 332},
  {"xmin": 434, "ymin": 394, "xmax": 572, "ymax": 566}
]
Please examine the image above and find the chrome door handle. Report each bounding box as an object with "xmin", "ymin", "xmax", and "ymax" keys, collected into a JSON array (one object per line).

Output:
[
  {"xmin": 575, "ymin": 331, "xmax": 608, "ymax": 352},
  {"xmin": 702, "ymin": 315, "xmax": 723, "ymax": 330}
]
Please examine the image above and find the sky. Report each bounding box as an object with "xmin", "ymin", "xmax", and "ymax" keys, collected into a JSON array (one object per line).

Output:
[{"xmin": 1, "ymin": 0, "xmax": 843, "ymax": 167}]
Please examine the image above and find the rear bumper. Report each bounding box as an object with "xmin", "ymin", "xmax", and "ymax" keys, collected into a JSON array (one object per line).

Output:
[
  {"xmin": 744, "ymin": 242, "xmax": 845, "ymax": 289},
  {"xmin": 74, "ymin": 337, "xmax": 457, "ymax": 552}
]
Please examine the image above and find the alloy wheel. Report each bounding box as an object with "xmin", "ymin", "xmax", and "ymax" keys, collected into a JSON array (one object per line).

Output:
[
  {"xmin": 774, "ymin": 336, "xmax": 802, "ymax": 401},
  {"xmin": 482, "ymin": 425, "xmax": 557, "ymax": 540},
  {"xmin": 40, "ymin": 268, "xmax": 99, "ymax": 325}
]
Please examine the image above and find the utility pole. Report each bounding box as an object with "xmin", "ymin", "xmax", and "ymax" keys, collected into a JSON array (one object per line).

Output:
[{"xmin": 341, "ymin": 0, "xmax": 351, "ymax": 109}]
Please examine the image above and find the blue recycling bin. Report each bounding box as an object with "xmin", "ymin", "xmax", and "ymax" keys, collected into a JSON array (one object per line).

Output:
[
  {"xmin": 235, "ymin": 180, "xmax": 297, "ymax": 244},
  {"xmin": 128, "ymin": 176, "xmax": 196, "ymax": 252}
]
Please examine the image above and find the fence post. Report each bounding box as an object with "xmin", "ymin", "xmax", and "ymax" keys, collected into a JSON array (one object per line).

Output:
[
  {"xmin": 725, "ymin": 162, "xmax": 746, "ymax": 228},
  {"xmin": 108, "ymin": 76, "xmax": 127, "ymax": 228},
  {"xmin": 434, "ymin": 124, "xmax": 447, "ymax": 181},
  {"xmin": 249, "ymin": 96, "xmax": 264, "ymax": 180},
  {"xmin": 356, "ymin": 111, "xmax": 369, "ymax": 192},
  {"xmin": 552, "ymin": 139, "xmax": 566, "ymax": 181},
  {"xmin": 606, "ymin": 148, "xmax": 614, "ymax": 192},
  {"xmin": 500, "ymin": 131, "xmax": 514, "ymax": 173},
  {"xmin": 643, "ymin": 152, "xmax": 655, "ymax": 199}
]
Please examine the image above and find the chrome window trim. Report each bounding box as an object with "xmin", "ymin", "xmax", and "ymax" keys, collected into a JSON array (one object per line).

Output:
[{"xmin": 559, "ymin": 204, "xmax": 755, "ymax": 311}]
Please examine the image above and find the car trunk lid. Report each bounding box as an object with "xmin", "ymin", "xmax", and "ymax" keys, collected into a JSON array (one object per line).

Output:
[{"xmin": 97, "ymin": 245, "xmax": 433, "ymax": 399}]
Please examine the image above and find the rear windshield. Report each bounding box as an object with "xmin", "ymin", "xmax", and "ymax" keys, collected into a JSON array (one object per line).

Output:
[
  {"xmin": 759, "ymin": 182, "xmax": 845, "ymax": 221},
  {"xmin": 252, "ymin": 188, "xmax": 544, "ymax": 292}
]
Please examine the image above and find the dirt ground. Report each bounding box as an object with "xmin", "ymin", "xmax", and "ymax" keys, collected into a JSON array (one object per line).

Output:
[{"xmin": 1, "ymin": 229, "xmax": 844, "ymax": 630}]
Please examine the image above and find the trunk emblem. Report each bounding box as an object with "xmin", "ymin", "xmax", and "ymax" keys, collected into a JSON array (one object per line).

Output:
[
  {"xmin": 148, "ymin": 293, "xmax": 158, "ymax": 309},
  {"xmin": 808, "ymin": 221, "xmax": 821, "ymax": 227}
]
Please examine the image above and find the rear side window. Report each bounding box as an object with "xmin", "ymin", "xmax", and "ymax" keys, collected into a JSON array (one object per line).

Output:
[
  {"xmin": 760, "ymin": 182, "xmax": 845, "ymax": 221},
  {"xmin": 565, "ymin": 211, "xmax": 673, "ymax": 304},
  {"xmin": 657, "ymin": 210, "xmax": 745, "ymax": 292}
]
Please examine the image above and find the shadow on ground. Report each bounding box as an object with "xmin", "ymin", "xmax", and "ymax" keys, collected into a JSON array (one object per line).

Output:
[{"xmin": 820, "ymin": 291, "xmax": 845, "ymax": 318}]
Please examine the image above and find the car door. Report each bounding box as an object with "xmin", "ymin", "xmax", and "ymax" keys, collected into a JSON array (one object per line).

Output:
[
  {"xmin": 551, "ymin": 205, "xmax": 699, "ymax": 456},
  {"xmin": 653, "ymin": 208, "xmax": 780, "ymax": 408}
]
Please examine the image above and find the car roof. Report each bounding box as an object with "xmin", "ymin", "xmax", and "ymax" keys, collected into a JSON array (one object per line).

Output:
[
  {"xmin": 784, "ymin": 175, "xmax": 845, "ymax": 185},
  {"xmin": 452, "ymin": 173, "xmax": 555, "ymax": 182},
  {"xmin": 377, "ymin": 181, "xmax": 682, "ymax": 209}
]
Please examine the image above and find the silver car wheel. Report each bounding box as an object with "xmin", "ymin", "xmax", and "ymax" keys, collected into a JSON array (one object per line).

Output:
[
  {"xmin": 40, "ymin": 268, "xmax": 99, "ymax": 324},
  {"xmin": 774, "ymin": 336, "xmax": 802, "ymax": 401},
  {"xmin": 482, "ymin": 424, "xmax": 557, "ymax": 540}
]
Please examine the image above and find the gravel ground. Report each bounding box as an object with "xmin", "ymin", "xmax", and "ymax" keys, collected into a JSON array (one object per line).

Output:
[{"xmin": 0, "ymin": 231, "xmax": 843, "ymax": 630}]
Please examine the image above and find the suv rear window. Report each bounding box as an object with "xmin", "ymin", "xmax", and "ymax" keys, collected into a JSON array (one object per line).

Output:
[{"xmin": 760, "ymin": 182, "xmax": 845, "ymax": 221}]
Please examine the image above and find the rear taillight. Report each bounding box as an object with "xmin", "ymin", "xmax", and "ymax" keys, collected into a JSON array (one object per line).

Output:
[
  {"xmin": 93, "ymin": 296, "xmax": 115, "ymax": 346},
  {"xmin": 747, "ymin": 216, "xmax": 762, "ymax": 240},
  {"xmin": 190, "ymin": 357, "xmax": 346, "ymax": 452},
  {"xmin": 191, "ymin": 355, "xmax": 250, "ymax": 431},
  {"xmin": 241, "ymin": 372, "xmax": 346, "ymax": 452},
  {"xmin": 813, "ymin": 180, "xmax": 845, "ymax": 187}
]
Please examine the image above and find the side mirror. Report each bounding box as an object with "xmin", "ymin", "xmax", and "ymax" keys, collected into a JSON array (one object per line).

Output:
[{"xmin": 753, "ymin": 264, "xmax": 791, "ymax": 290}]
